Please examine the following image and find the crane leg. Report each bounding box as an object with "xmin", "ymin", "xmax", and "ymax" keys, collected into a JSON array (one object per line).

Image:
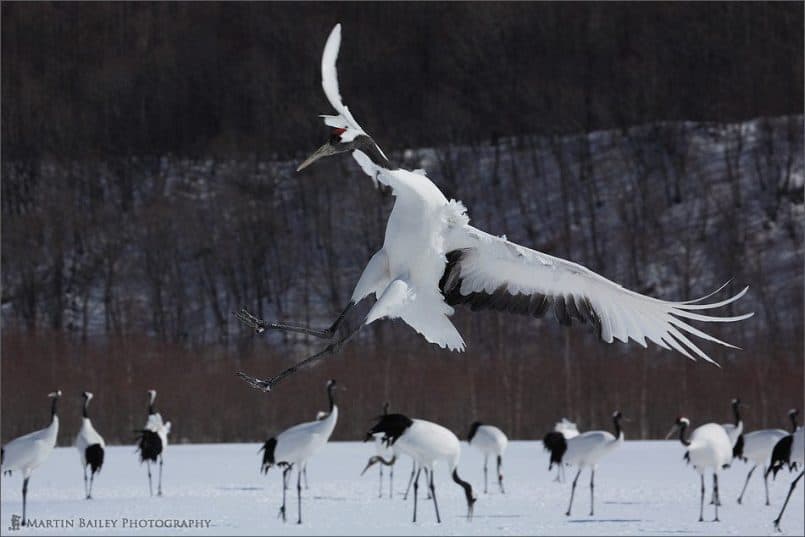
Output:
[
  {"xmin": 379, "ymin": 465, "xmax": 384, "ymax": 498},
  {"xmin": 425, "ymin": 468, "xmax": 431, "ymax": 499},
  {"xmin": 89, "ymin": 470, "xmax": 95, "ymax": 499},
  {"xmin": 763, "ymin": 465, "xmax": 770, "ymax": 506},
  {"xmin": 589, "ymin": 468, "xmax": 595, "ymax": 516},
  {"xmin": 498, "ymin": 455, "xmax": 505, "ymax": 494},
  {"xmin": 146, "ymin": 461, "xmax": 153, "ymax": 497},
  {"xmin": 302, "ymin": 464, "xmax": 309, "ymax": 490},
  {"xmin": 296, "ymin": 466, "xmax": 303, "ymax": 525},
  {"xmin": 483, "ymin": 455, "xmax": 488, "ymax": 494},
  {"xmin": 21, "ymin": 477, "xmax": 29, "ymax": 526},
  {"xmin": 699, "ymin": 474, "xmax": 705, "ymax": 522},
  {"xmin": 389, "ymin": 464, "xmax": 394, "ymax": 499},
  {"xmin": 279, "ymin": 466, "xmax": 291, "ymax": 522},
  {"xmin": 566, "ymin": 468, "xmax": 581, "ymax": 516},
  {"xmin": 737, "ymin": 465, "xmax": 756, "ymax": 504},
  {"xmin": 158, "ymin": 455, "xmax": 164, "ymax": 496},
  {"xmin": 404, "ymin": 460, "xmax": 416, "ymax": 500},
  {"xmin": 84, "ymin": 465, "xmax": 89, "ymax": 499},
  {"xmin": 773, "ymin": 470, "xmax": 804, "ymax": 532},
  {"xmin": 429, "ymin": 468, "xmax": 441, "ymax": 523},
  {"xmin": 235, "ymin": 302, "xmax": 355, "ymax": 339},
  {"xmin": 412, "ymin": 468, "xmax": 422, "ymax": 523},
  {"xmin": 238, "ymin": 321, "xmax": 365, "ymax": 391},
  {"xmin": 713, "ymin": 474, "xmax": 720, "ymax": 522}
]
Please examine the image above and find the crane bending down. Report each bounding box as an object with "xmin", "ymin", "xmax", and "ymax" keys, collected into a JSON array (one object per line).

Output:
[{"xmin": 236, "ymin": 24, "xmax": 753, "ymax": 393}]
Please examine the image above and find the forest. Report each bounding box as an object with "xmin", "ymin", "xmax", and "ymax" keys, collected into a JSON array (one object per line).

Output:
[{"xmin": 1, "ymin": 2, "xmax": 803, "ymax": 445}]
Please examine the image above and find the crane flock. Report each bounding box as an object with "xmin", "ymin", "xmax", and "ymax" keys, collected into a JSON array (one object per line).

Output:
[{"xmin": 1, "ymin": 21, "xmax": 798, "ymax": 536}]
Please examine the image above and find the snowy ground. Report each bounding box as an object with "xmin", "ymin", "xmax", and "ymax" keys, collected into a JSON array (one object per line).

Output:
[{"xmin": 1, "ymin": 441, "xmax": 802, "ymax": 536}]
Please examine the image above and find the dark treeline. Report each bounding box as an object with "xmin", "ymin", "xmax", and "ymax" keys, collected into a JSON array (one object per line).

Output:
[{"xmin": 2, "ymin": 2, "xmax": 803, "ymax": 160}]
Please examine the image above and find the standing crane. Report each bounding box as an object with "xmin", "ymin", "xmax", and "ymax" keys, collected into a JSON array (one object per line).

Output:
[
  {"xmin": 364, "ymin": 413, "xmax": 476, "ymax": 523},
  {"xmin": 543, "ymin": 411, "xmax": 624, "ymax": 516},
  {"xmin": 235, "ymin": 23, "xmax": 753, "ymax": 393},
  {"xmin": 667, "ymin": 417, "xmax": 732, "ymax": 522},
  {"xmin": 1, "ymin": 390, "xmax": 61, "ymax": 526},
  {"xmin": 135, "ymin": 389, "xmax": 171, "ymax": 496},
  {"xmin": 766, "ymin": 420, "xmax": 803, "ymax": 531},
  {"xmin": 467, "ymin": 421, "xmax": 508, "ymax": 494},
  {"xmin": 75, "ymin": 391, "xmax": 105, "ymax": 499},
  {"xmin": 735, "ymin": 409, "xmax": 799, "ymax": 506},
  {"xmin": 259, "ymin": 379, "xmax": 340, "ymax": 524}
]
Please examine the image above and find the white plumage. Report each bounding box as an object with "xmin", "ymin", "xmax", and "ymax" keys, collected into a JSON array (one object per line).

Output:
[
  {"xmin": 736, "ymin": 428, "xmax": 788, "ymax": 505},
  {"xmin": 236, "ymin": 23, "xmax": 754, "ymax": 393},
  {"xmin": 136, "ymin": 389, "xmax": 171, "ymax": 496},
  {"xmin": 557, "ymin": 411, "xmax": 624, "ymax": 516},
  {"xmin": 555, "ymin": 418, "xmax": 580, "ymax": 439},
  {"xmin": 74, "ymin": 391, "xmax": 105, "ymax": 499},
  {"xmin": 366, "ymin": 414, "xmax": 476, "ymax": 523},
  {"xmin": 667, "ymin": 417, "xmax": 732, "ymax": 522},
  {"xmin": 467, "ymin": 422, "xmax": 508, "ymax": 494},
  {"xmin": 1, "ymin": 390, "xmax": 61, "ymax": 525},
  {"xmin": 260, "ymin": 379, "xmax": 340, "ymax": 524}
]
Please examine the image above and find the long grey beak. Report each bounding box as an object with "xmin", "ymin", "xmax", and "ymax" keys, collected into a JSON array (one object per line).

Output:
[
  {"xmin": 297, "ymin": 143, "xmax": 338, "ymax": 172},
  {"xmin": 664, "ymin": 425, "xmax": 678, "ymax": 440},
  {"xmin": 360, "ymin": 457, "xmax": 377, "ymax": 476}
]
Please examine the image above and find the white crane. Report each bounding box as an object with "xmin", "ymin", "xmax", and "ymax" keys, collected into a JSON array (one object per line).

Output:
[
  {"xmin": 1, "ymin": 390, "xmax": 61, "ymax": 526},
  {"xmin": 364, "ymin": 413, "xmax": 476, "ymax": 523},
  {"xmin": 666, "ymin": 416, "xmax": 732, "ymax": 522},
  {"xmin": 300, "ymin": 409, "xmax": 331, "ymax": 490},
  {"xmin": 543, "ymin": 411, "xmax": 624, "ymax": 516},
  {"xmin": 74, "ymin": 391, "xmax": 105, "ymax": 499},
  {"xmin": 360, "ymin": 402, "xmax": 397, "ymax": 498},
  {"xmin": 735, "ymin": 409, "xmax": 799, "ymax": 506},
  {"xmin": 766, "ymin": 418, "xmax": 803, "ymax": 531},
  {"xmin": 467, "ymin": 421, "xmax": 508, "ymax": 494},
  {"xmin": 544, "ymin": 418, "xmax": 580, "ymax": 482},
  {"xmin": 721, "ymin": 398, "xmax": 745, "ymax": 458},
  {"xmin": 258, "ymin": 379, "xmax": 340, "ymax": 524},
  {"xmin": 135, "ymin": 389, "xmax": 171, "ymax": 496},
  {"xmin": 235, "ymin": 23, "xmax": 753, "ymax": 394}
]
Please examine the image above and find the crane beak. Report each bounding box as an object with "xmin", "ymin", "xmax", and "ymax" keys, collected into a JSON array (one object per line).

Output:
[
  {"xmin": 664, "ymin": 425, "xmax": 678, "ymax": 440},
  {"xmin": 360, "ymin": 457, "xmax": 377, "ymax": 476},
  {"xmin": 297, "ymin": 143, "xmax": 338, "ymax": 172}
]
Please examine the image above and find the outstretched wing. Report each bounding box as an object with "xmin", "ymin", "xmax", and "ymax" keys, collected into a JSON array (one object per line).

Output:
[
  {"xmin": 441, "ymin": 225, "xmax": 753, "ymax": 364},
  {"xmin": 320, "ymin": 24, "xmax": 366, "ymax": 138}
]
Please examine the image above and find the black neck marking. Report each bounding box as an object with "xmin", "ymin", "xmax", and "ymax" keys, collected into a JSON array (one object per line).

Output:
[
  {"xmin": 612, "ymin": 415, "xmax": 622, "ymax": 438},
  {"xmin": 731, "ymin": 400, "xmax": 741, "ymax": 426},
  {"xmin": 82, "ymin": 399, "xmax": 89, "ymax": 419},
  {"xmin": 327, "ymin": 383, "xmax": 336, "ymax": 412},
  {"xmin": 50, "ymin": 397, "xmax": 59, "ymax": 419},
  {"xmin": 352, "ymin": 135, "xmax": 395, "ymax": 170},
  {"xmin": 148, "ymin": 403, "xmax": 157, "ymax": 416},
  {"xmin": 468, "ymin": 421, "xmax": 483, "ymax": 442},
  {"xmin": 789, "ymin": 410, "xmax": 799, "ymax": 433},
  {"xmin": 382, "ymin": 402, "xmax": 390, "ymax": 416},
  {"xmin": 678, "ymin": 422, "xmax": 691, "ymax": 446},
  {"xmin": 452, "ymin": 469, "xmax": 476, "ymax": 514}
]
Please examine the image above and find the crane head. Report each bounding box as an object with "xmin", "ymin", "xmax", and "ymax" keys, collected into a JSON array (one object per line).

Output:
[
  {"xmin": 147, "ymin": 389, "xmax": 157, "ymax": 405},
  {"xmin": 297, "ymin": 128, "xmax": 357, "ymax": 172},
  {"xmin": 82, "ymin": 391, "xmax": 94, "ymax": 402},
  {"xmin": 48, "ymin": 390, "xmax": 62, "ymax": 399}
]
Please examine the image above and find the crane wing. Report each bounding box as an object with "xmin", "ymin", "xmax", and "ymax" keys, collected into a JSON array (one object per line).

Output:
[
  {"xmin": 320, "ymin": 24, "xmax": 366, "ymax": 136},
  {"xmin": 441, "ymin": 225, "xmax": 753, "ymax": 364}
]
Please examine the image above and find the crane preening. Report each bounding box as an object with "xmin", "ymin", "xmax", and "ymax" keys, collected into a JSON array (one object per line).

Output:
[
  {"xmin": 364, "ymin": 414, "xmax": 476, "ymax": 523},
  {"xmin": 234, "ymin": 24, "xmax": 752, "ymax": 393},
  {"xmin": 1, "ymin": 390, "xmax": 61, "ymax": 526}
]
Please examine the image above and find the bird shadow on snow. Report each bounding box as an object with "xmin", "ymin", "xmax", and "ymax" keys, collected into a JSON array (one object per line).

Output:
[{"xmin": 216, "ymin": 486, "xmax": 264, "ymax": 491}]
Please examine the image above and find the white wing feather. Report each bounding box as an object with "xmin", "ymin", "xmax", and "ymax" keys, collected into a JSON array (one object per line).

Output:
[
  {"xmin": 321, "ymin": 24, "xmax": 365, "ymax": 136},
  {"xmin": 445, "ymin": 225, "xmax": 753, "ymax": 364}
]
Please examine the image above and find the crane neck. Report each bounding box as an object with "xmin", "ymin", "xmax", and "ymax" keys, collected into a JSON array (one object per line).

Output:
[
  {"xmin": 732, "ymin": 402, "xmax": 741, "ymax": 426},
  {"xmin": 677, "ymin": 422, "xmax": 690, "ymax": 446},
  {"xmin": 327, "ymin": 384, "xmax": 336, "ymax": 412},
  {"xmin": 612, "ymin": 416, "xmax": 622, "ymax": 439},
  {"xmin": 50, "ymin": 396, "xmax": 60, "ymax": 419},
  {"xmin": 790, "ymin": 412, "xmax": 799, "ymax": 433},
  {"xmin": 82, "ymin": 399, "xmax": 90, "ymax": 418},
  {"xmin": 353, "ymin": 135, "xmax": 395, "ymax": 170}
]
